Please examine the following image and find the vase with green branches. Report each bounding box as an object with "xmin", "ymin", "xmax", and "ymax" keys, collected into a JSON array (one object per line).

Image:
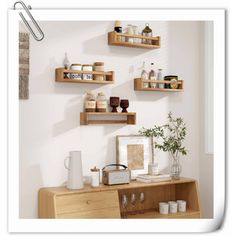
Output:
[{"xmin": 139, "ymin": 112, "xmax": 188, "ymax": 179}]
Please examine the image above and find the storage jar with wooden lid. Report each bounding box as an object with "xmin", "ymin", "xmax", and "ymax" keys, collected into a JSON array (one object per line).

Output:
[
  {"xmin": 96, "ymin": 92, "xmax": 107, "ymax": 112},
  {"xmin": 94, "ymin": 62, "xmax": 105, "ymax": 81},
  {"xmin": 84, "ymin": 92, "xmax": 96, "ymax": 112},
  {"xmin": 70, "ymin": 64, "xmax": 82, "ymax": 80}
]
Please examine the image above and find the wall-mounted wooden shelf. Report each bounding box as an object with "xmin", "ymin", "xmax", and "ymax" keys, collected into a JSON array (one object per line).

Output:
[
  {"xmin": 38, "ymin": 178, "xmax": 201, "ymax": 219},
  {"xmin": 80, "ymin": 112, "xmax": 136, "ymax": 125},
  {"xmin": 134, "ymin": 78, "xmax": 184, "ymax": 92},
  {"xmin": 55, "ymin": 68, "xmax": 114, "ymax": 84},
  {"xmin": 108, "ymin": 31, "xmax": 160, "ymax": 49}
]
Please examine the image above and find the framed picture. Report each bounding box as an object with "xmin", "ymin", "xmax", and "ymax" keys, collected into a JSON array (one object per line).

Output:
[{"xmin": 116, "ymin": 135, "xmax": 153, "ymax": 179}]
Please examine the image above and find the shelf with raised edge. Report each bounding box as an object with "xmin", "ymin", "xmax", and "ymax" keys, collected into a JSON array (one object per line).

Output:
[
  {"xmin": 134, "ymin": 78, "xmax": 184, "ymax": 92},
  {"xmin": 80, "ymin": 112, "xmax": 136, "ymax": 125},
  {"xmin": 55, "ymin": 68, "xmax": 114, "ymax": 84},
  {"xmin": 126, "ymin": 209, "xmax": 201, "ymax": 219},
  {"xmin": 108, "ymin": 31, "xmax": 160, "ymax": 49}
]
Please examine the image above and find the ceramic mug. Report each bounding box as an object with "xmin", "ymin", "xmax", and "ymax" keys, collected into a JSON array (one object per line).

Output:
[{"xmin": 159, "ymin": 202, "xmax": 169, "ymax": 214}]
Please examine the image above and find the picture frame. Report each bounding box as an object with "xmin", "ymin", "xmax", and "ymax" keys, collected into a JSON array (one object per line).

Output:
[{"xmin": 116, "ymin": 135, "xmax": 153, "ymax": 179}]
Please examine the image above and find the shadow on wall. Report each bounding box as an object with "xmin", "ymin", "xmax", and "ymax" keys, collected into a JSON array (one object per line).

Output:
[
  {"xmin": 111, "ymin": 79, "xmax": 169, "ymax": 102},
  {"xmin": 20, "ymin": 164, "xmax": 43, "ymax": 218},
  {"xmin": 52, "ymin": 96, "xmax": 83, "ymax": 136},
  {"xmin": 82, "ymin": 33, "xmax": 154, "ymax": 58},
  {"xmin": 104, "ymin": 136, "xmax": 117, "ymax": 165}
]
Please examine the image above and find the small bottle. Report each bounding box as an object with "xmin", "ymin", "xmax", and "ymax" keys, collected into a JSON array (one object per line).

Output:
[
  {"xmin": 141, "ymin": 62, "xmax": 149, "ymax": 88},
  {"xmin": 157, "ymin": 69, "xmax": 164, "ymax": 89},
  {"xmin": 63, "ymin": 53, "xmax": 70, "ymax": 79},
  {"xmin": 96, "ymin": 92, "xmax": 107, "ymax": 112},
  {"xmin": 149, "ymin": 63, "xmax": 157, "ymax": 88},
  {"xmin": 84, "ymin": 92, "xmax": 96, "ymax": 112}
]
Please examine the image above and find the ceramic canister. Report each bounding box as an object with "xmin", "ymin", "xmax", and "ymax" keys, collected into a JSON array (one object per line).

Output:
[
  {"xmin": 168, "ymin": 201, "xmax": 178, "ymax": 214},
  {"xmin": 177, "ymin": 200, "xmax": 187, "ymax": 212},
  {"xmin": 70, "ymin": 64, "xmax": 82, "ymax": 80},
  {"xmin": 159, "ymin": 202, "xmax": 169, "ymax": 214}
]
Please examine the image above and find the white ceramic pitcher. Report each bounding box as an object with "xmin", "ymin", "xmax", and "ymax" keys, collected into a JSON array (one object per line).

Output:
[{"xmin": 64, "ymin": 151, "xmax": 84, "ymax": 189}]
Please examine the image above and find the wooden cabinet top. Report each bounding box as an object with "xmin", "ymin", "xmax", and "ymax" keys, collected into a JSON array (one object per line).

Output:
[{"xmin": 39, "ymin": 177, "xmax": 196, "ymax": 195}]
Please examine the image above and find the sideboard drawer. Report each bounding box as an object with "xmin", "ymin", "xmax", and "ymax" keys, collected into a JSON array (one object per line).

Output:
[{"xmin": 55, "ymin": 190, "xmax": 120, "ymax": 218}]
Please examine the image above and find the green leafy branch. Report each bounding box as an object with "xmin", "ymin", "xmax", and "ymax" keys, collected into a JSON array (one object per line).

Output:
[{"xmin": 139, "ymin": 112, "xmax": 188, "ymax": 160}]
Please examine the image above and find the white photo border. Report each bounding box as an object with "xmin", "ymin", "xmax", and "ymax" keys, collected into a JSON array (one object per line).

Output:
[{"xmin": 8, "ymin": 9, "xmax": 225, "ymax": 233}]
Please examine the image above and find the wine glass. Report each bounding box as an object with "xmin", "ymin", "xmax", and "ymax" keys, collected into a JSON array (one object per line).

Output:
[
  {"xmin": 139, "ymin": 192, "xmax": 145, "ymax": 213},
  {"xmin": 110, "ymin": 97, "xmax": 120, "ymax": 112},
  {"xmin": 120, "ymin": 99, "xmax": 129, "ymax": 113},
  {"xmin": 121, "ymin": 194, "xmax": 128, "ymax": 209},
  {"xmin": 130, "ymin": 193, "xmax": 136, "ymax": 207}
]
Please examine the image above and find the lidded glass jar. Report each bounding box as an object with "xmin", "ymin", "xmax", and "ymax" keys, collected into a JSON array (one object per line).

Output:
[
  {"xmin": 94, "ymin": 62, "xmax": 105, "ymax": 81},
  {"xmin": 82, "ymin": 64, "xmax": 93, "ymax": 80},
  {"xmin": 84, "ymin": 92, "xmax": 96, "ymax": 112},
  {"xmin": 142, "ymin": 23, "xmax": 152, "ymax": 44},
  {"xmin": 96, "ymin": 92, "xmax": 107, "ymax": 112}
]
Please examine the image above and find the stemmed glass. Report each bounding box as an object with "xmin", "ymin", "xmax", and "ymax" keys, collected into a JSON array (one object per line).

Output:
[
  {"xmin": 139, "ymin": 192, "xmax": 145, "ymax": 213},
  {"xmin": 130, "ymin": 193, "xmax": 136, "ymax": 206}
]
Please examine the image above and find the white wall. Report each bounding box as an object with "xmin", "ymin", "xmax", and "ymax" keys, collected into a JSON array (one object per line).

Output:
[{"xmin": 19, "ymin": 21, "xmax": 212, "ymax": 218}]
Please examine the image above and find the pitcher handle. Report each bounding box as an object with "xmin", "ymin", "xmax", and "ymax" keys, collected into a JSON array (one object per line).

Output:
[{"xmin": 64, "ymin": 157, "xmax": 70, "ymax": 170}]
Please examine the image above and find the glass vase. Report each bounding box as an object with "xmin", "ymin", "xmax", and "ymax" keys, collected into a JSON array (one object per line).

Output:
[{"xmin": 171, "ymin": 157, "xmax": 181, "ymax": 180}]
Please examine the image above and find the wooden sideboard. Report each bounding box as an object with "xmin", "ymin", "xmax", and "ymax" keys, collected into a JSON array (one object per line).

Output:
[{"xmin": 38, "ymin": 177, "xmax": 201, "ymax": 219}]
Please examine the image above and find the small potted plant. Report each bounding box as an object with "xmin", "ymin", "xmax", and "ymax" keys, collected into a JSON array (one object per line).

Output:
[{"xmin": 139, "ymin": 112, "xmax": 187, "ymax": 179}]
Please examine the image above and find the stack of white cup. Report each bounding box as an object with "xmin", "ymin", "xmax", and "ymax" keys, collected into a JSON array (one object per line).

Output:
[{"xmin": 159, "ymin": 200, "xmax": 187, "ymax": 214}]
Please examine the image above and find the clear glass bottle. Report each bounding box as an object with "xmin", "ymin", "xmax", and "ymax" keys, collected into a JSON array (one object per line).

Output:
[
  {"xmin": 149, "ymin": 62, "xmax": 157, "ymax": 88},
  {"xmin": 157, "ymin": 68, "xmax": 164, "ymax": 89},
  {"xmin": 141, "ymin": 62, "xmax": 149, "ymax": 88},
  {"xmin": 142, "ymin": 23, "xmax": 152, "ymax": 44}
]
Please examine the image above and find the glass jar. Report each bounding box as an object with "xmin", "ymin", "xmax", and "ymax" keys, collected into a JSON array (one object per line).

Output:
[
  {"xmin": 126, "ymin": 24, "xmax": 134, "ymax": 43},
  {"xmin": 94, "ymin": 62, "xmax": 105, "ymax": 81},
  {"xmin": 96, "ymin": 92, "xmax": 107, "ymax": 112},
  {"xmin": 142, "ymin": 23, "xmax": 152, "ymax": 44},
  {"xmin": 82, "ymin": 64, "xmax": 93, "ymax": 80},
  {"xmin": 132, "ymin": 25, "xmax": 139, "ymax": 43},
  {"xmin": 114, "ymin": 21, "xmax": 122, "ymax": 42},
  {"xmin": 84, "ymin": 92, "xmax": 96, "ymax": 112}
]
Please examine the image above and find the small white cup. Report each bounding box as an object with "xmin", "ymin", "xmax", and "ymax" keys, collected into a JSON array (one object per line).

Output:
[
  {"xmin": 168, "ymin": 201, "xmax": 178, "ymax": 213},
  {"xmin": 159, "ymin": 202, "xmax": 169, "ymax": 214},
  {"xmin": 177, "ymin": 200, "xmax": 187, "ymax": 212}
]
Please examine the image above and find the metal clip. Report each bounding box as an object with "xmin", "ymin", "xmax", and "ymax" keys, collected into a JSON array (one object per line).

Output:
[{"xmin": 13, "ymin": 1, "xmax": 44, "ymax": 41}]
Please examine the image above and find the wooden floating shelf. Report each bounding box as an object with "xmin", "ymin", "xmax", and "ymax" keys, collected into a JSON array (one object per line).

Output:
[
  {"xmin": 108, "ymin": 31, "xmax": 160, "ymax": 49},
  {"xmin": 134, "ymin": 78, "xmax": 184, "ymax": 92},
  {"xmin": 126, "ymin": 209, "xmax": 201, "ymax": 219},
  {"xmin": 55, "ymin": 68, "xmax": 114, "ymax": 84},
  {"xmin": 80, "ymin": 112, "xmax": 136, "ymax": 125}
]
